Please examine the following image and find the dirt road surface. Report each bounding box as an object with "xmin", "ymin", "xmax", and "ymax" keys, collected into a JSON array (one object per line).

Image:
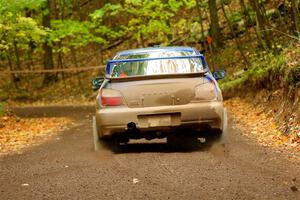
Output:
[{"xmin": 1, "ymin": 106, "xmax": 300, "ymax": 200}]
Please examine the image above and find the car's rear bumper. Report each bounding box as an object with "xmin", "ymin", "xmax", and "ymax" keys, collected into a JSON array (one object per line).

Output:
[{"xmin": 95, "ymin": 101, "xmax": 225, "ymax": 137}]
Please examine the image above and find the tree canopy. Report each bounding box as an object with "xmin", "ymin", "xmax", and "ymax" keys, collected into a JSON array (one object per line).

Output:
[{"xmin": 0, "ymin": 0, "xmax": 299, "ymax": 87}]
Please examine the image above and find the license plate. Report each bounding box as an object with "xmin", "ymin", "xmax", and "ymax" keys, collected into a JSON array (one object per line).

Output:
[{"xmin": 148, "ymin": 115, "xmax": 171, "ymax": 127}]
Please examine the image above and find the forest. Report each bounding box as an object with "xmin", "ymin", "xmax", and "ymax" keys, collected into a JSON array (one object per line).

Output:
[{"xmin": 0, "ymin": 0, "xmax": 299, "ymax": 103}]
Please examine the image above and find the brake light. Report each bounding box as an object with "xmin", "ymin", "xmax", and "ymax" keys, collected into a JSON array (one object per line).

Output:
[
  {"xmin": 101, "ymin": 89, "xmax": 124, "ymax": 106},
  {"xmin": 194, "ymin": 80, "xmax": 216, "ymax": 100}
]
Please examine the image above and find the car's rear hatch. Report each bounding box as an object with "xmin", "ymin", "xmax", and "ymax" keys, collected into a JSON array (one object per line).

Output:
[{"xmin": 107, "ymin": 74, "xmax": 205, "ymax": 108}]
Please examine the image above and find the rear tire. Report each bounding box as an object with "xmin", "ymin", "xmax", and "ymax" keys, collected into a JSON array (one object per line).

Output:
[{"xmin": 204, "ymin": 129, "xmax": 222, "ymax": 144}]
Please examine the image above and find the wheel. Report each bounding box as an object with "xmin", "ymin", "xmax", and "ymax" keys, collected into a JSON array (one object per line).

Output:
[
  {"xmin": 117, "ymin": 134, "xmax": 130, "ymax": 144},
  {"xmin": 204, "ymin": 129, "xmax": 222, "ymax": 144},
  {"xmin": 92, "ymin": 116, "xmax": 101, "ymax": 151}
]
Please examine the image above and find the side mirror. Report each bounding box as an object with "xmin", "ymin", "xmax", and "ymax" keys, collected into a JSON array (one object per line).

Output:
[
  {"xmin": 92, "ymin": 77, "xmax": 104, "ymax": 91},
  {"xmin": 213, "ymin": 69, "xmax": 226, "ymax": 80}
]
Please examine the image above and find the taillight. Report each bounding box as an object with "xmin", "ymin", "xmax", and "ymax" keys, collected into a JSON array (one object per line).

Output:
[
  {"xmin": 194, "ymin": 80, "xmax": 217, "ymax": 100},
  {"xmin": 101, "ymin": 88, "xmax": 124, "ymax": 106}
]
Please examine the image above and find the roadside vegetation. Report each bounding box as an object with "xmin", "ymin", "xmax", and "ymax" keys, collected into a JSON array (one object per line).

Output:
[{"xmin": 220, "ymin": 44, "xmax": 300, "ymax": 93}]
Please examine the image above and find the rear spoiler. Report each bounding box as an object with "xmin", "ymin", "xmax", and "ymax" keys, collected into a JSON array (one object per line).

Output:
[
  {"xmin": 105, "ymin": 55, "xmax": 207, "ymax": 75},
  {"xmin": 106, "ymin": 71, "xmax": 208, "ymax": 82}
]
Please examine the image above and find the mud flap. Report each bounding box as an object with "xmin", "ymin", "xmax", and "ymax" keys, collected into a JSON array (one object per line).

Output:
[{"xmin": 92, "ymin": 116, "xmax": 101, "ymax": 151}]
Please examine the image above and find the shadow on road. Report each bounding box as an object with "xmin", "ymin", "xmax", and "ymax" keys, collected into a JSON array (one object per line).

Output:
[
  {"xmin": 99, "ymin": 137, "xmax": 229, "ymax": 154},
  {"xmin": 97, "ymin": 127, "xmax": 231, "ymax": 154}
]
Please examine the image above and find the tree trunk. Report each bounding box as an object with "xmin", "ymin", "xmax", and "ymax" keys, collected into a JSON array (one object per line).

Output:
[
  {"xmin": 208, "ymin": 0, "xmax": 223, "ymax": 48},
  {"xmin": 57, "ymin": 41, "xmax": 66, "ymax": 86},
  {"xmin": 195, "ymin": 0, "xmax": 206, "ymax": 52},
  {"xmin": 75, "ymin": 0, "xmax": 84, "ymax": 20},
  {"xmin": 13, "ymin": 41, "xmax": 21, "ymax": 71},
  {"xmin": 196, "ymin": 0, "xmax": 205, "ymax": 41},
  {"xmin": 250, "ymin": 0, "xmax": 272, "ymax": 49},
  {"xmin": 238, "ymin": 0, "xmax": 253, "ymax": 41},
  {"xmin": 221, "ymin": 2, "xmax": 250, "ymax": 69},
  {"xmin": 6, "ymin": 52, "xmax": 19, "ymax": 89},
  {"xmin": 70, "ymin": 47, "xmax": 83, "ymax": 90},
  {"xmin": 42, "ymin": 0, "xmax": 56, "ymax": 86},
  {"xmin": 291, "ymin": 0, "xmax": 300, "ymax": 37},
  {"xmin": 239, "ymin": 0, "xmax": 250, "ymax": 27}
]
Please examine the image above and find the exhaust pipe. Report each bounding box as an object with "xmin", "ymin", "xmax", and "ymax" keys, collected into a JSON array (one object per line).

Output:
[
  {"xmin": 127, "ymin": 122, "xmax": 140, "ymax": 139},
  {"xmin": 127, "ymin": 122, "xmax": 136, "ymax": 130}
]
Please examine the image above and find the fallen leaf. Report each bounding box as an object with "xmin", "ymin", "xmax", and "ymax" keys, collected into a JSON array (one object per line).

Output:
[
  {"xmin": 290, "ymin": 186, "xmax": 298, "ymax": 192},
  {"xmin": 133, "ymin": 178, "xmax": 139, "ymax": 184}
]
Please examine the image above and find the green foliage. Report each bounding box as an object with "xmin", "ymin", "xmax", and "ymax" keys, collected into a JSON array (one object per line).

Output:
[
  {"xmin": 124, "ymin": 0, "xmax": 174, "ymax": 43},
  {"xmin": 0, "ymin": 0, "xmax": 201, "ymax": 72},
  {"xmin": 220, "ymin": 51, "xmax": 290, "ymax": 91},
  {"xmin": 0, "ymin": 0, "xmax": 45, "ymax": 13},
  {"xmin": 247, "ymin": 7, "xmax": 256, "ymax": 22},
  {"xmin": 168, "ymin": 0, "xmax": 184, "ymax": 12},
  {"xmin": 286, "ymin": 65, "xmax": 300, "ymax": 86},
  {"xmin": 0, "ymin": 102, "xmax": 4, "ymax": 116},
  {"xmin": 0, "ymin": 0, "xmax": 47, "ymax": 57},
  {"xmin": 90, "ymin": 3, "xmax": 122, "ymax": 20},
  {"xmin": 115, "ymin": 0, "xmax": 196, "ymax": 44},
  {"xmin": 51, "ymin": 20, "xmax": 95, "ymax": 52},
  {"xmin": 182, "ymin": 0, "xmax": 196, "ymax": 9},
  {"xmin": 228, "ymin": 11, "xmax": 243, "ymax": 23},
  {"xmin": 89, "ymin": 4, "xmax": 124, "ymax": 41},
  {"xmin": 220, "ymin": 75, "xmax": 248, "ymax": 91}
]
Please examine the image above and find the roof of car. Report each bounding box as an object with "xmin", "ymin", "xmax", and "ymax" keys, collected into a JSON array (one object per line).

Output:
[{"xmin": 116, "ymin": 46, "xmax": 198, "ymax": 56}]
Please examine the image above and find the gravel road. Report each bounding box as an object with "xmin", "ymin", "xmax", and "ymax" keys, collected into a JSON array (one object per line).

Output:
[{"xmin": 1, "ymin": 106, "xmax": 299, "ymax": 200}]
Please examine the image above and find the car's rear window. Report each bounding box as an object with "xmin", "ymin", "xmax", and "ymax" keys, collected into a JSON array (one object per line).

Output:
[{"xmin": 110, "ymin": 51, "xmax": 204, "ymax": 78}]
